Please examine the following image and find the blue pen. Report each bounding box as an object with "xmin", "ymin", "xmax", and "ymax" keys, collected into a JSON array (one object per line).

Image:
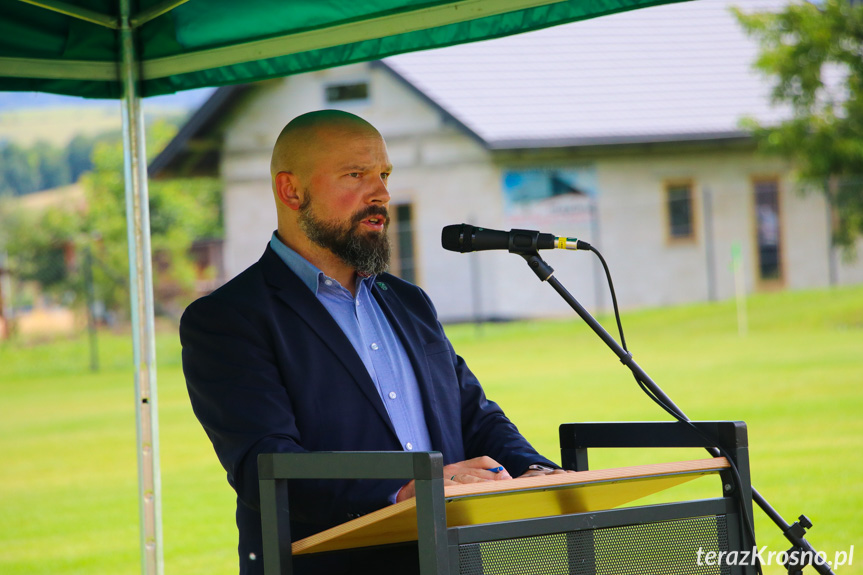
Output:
[{"xmin": 486, "ymin": 466, "xmax": 504, "ymax": 473}]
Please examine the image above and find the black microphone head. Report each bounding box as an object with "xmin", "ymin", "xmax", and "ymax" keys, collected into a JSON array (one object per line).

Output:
[{"xmin": 441, "ymin": 224, "xmax": 474, "ymax": 253}]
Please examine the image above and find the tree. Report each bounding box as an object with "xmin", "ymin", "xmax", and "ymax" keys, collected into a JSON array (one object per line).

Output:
[
  {"xmin": 0, "ymin": 143, "xmax": 40, "ymax": 196},
  {"xmin": 32, "ymin": 141, "xmax": 71, "ymax": 190},
  {"xmin": 734, "ymin": 0, "xmax": 863, "ymax": 250},
  {"xmin": 0, "ymin": 119, "xmax": 222, "ymax": 320},
  {"xmin": 0, "ymin": 138, "xmax": 84, "ymax": 196},
  {"xmin": 79, "ymin": 120, "xmax": 222, "ymax": 317},
  {"xmin": 0, "ymin": 204, "xmax": 77, "ymax": 291},
  {"xmin": 66, "ymin": 133, "xmax": 99, "ymax": 182}
]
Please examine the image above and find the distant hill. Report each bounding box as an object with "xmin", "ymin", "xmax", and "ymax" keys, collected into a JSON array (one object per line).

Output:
[
  {"xmin": 0, "ymin": 88, "xmax": 214, "ymax": 146},
  {"xmin": 0, "ymin": 107, "xmax": 122, "ymax": 146}
]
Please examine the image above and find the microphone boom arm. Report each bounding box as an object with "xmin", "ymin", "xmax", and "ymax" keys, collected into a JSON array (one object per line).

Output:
[{"xmin": 518, "ymin": 251, "xmax": 836, "ymax": 575}]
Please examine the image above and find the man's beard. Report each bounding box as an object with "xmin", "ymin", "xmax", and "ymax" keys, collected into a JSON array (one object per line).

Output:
[{"xmin": 298, "ymin": 192, "xmax": 391, "ymax": 276}]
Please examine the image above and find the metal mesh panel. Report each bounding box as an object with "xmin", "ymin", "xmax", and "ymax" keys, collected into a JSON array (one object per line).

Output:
[{"xmin": 458, "ymin": 515, "xmax": 729, "ymax": 575}]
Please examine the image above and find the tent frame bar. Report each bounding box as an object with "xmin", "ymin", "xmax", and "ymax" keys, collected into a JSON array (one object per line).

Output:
[
  {"xmin": 16, "ymin": 0, "xmax": 119, "ymax": 28},
  {"xmin": 131, "ymin": 0, "xmax": 190, "ymax": 28},
  {"xmin": 14, "ymin": 0, "xmax": 189, "ymax": 29},
  {"xmin": 0, "ymin": 56, "xmax": 117, "ymax": 81},
  {"xmin": 142, "ymin": 0, "xmax": 562, "ymax": 79},
  {"xmin": 9, "ymin": 0, "xmax": 564, "ymax": 84}
]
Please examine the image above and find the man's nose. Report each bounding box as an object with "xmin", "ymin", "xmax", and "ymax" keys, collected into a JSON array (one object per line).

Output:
[{"xmin": 368, "ymin": 176, "xmax": 390, "ymax": 204}]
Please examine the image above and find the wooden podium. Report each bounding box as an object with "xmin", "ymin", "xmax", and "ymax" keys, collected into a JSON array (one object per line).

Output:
[{"xmin": 259, "ymin": 421, "xmax": 755, "ymax": 575}]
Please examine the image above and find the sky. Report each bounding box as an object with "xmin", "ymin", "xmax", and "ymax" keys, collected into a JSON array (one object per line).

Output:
[{"xmin": 0, "ymin": 87, "xmax": 216, "ymax": 112}]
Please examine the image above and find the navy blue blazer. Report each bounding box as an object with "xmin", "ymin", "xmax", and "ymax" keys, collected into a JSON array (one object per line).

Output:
[{"xmin": 180, "ymin": 246, "xmax": 555, "ymax": 574}]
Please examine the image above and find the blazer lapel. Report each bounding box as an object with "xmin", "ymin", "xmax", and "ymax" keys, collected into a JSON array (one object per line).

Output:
[{"xmin": 259, "ymin": 248, "xmax": 397, "ymax": 439}]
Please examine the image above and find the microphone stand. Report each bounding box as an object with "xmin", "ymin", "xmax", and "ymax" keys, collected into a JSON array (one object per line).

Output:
[{"xmin": 519, "ymin": 251, "xmax": 836, "ymax": 575}]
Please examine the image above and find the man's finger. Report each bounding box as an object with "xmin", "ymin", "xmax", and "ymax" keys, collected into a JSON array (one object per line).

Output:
[
  {"xmin": 457, "ymin": 457, "xmax": 512, "ymax": 479},
  {"xmin": 449, "ymin": 472, "xmax": 488, "ymax": 484}
]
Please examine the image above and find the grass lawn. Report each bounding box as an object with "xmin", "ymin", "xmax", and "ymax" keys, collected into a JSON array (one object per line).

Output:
[{"xmin": 1, "ymin": 285, "xmax": 861, "ymax": 574}]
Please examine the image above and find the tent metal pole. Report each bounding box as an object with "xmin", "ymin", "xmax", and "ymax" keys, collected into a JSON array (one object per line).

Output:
[{"xmin": 120, "ymin": 1, "xmax": 164, "ymax": 574}]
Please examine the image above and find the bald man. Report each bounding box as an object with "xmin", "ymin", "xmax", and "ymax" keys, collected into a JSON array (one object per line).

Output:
[{"xmin": 180, "ymin": 110, "xmax": 561, "ymax": 575}]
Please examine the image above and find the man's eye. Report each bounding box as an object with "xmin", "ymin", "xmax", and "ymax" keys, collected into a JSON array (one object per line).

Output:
[
  {"xmin": 348, "ymin": 172, "xmax": 360, "ymax": 178},
  {"xmin": 381, "ymin": 173, "xmax": 390, "ymax": 180}
]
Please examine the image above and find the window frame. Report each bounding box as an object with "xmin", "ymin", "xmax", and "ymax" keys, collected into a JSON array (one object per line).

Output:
[
  {"xmin": 751, "ymin": 176, "xmax": 786, "ymax": 288},
  {"xmin": 323, "ymin": 81, "xmax": 370, "ymax": 104},
  {"xmin": 663, "ymin": 179, "xmax": 697, "ymax": 244},
  {"xmin": 386, "ymin": 201, "xmax": 419, "ymax": 285}
]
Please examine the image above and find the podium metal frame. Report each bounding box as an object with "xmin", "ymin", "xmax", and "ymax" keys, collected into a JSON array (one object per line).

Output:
[
  {"xmin": 259, "ymin": 420, "xmax": 754, "ymax": 575},
  {"xmin": 258, "ymin": 451, "xmax": 449, "ymax": 575}
]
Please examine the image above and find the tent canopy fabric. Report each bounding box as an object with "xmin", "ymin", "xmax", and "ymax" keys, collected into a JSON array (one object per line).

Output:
[{"xmin": 1, "ymin": 0, "xmax": 689, "ymax": 99}]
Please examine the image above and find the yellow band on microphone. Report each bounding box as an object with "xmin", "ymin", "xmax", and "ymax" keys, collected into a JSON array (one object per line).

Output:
[{"xmin": 557, "ymin": 237, "xmax": 567, "ymax": 249}]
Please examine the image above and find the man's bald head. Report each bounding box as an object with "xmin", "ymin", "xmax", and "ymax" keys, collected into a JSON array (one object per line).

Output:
[
  {"xmin": 269, "ymin": 110, "xmax": 393, "ymax": 285},
  {"xmin": 270, "ymin": 110, "xmax": 382, "ymax": 188}
]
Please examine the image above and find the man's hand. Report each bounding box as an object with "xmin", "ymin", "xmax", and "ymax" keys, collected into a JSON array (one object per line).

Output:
[
  {"xmin": 396, "ymin": 456, "xmax": 511, "ymax": 502},
  {"xmin": 518, "ymin": 467, "xmax": 575, "ymax": 478},
  {"xmin": 444, "ymin": 456, "xmax": 513, "ymax": 485}
]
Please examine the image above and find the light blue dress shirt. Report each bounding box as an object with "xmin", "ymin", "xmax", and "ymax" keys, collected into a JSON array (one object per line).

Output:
[{"xmin": 269, "ymin": 233, "xmax": 432, "ymax": 455}]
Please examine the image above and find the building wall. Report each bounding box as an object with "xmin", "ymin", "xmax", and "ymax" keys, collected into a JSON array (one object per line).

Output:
[
  {"xmin": 593, "ymin": 149, "xmax": 863, "ymax": 309},
  {"xmin": 217, "ymin": 63, "xmax": 863, "ymax": 322},
  {"xmin": 596, "ymin": 149, "xmax": 791, "ymax": 308}
]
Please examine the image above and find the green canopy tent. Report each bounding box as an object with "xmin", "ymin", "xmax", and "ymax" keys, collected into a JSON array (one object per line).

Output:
[{"xmin": 0, "ymin": 1, "xmax": 689, "ymax": 573}]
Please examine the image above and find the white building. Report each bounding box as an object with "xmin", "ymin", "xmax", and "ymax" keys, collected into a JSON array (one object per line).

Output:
[{"xmin": 151, "ymin": 0, "xmax": 863, "ymax": 322}]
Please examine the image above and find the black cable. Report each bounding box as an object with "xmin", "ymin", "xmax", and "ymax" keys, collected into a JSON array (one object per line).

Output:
[
  {"xmin": 588, "ymin": 244, "xmax": 763, "ymax": 575},
  {"xmin": 588, "ymin": 246, "xmax": 627, "ymax": 350}
]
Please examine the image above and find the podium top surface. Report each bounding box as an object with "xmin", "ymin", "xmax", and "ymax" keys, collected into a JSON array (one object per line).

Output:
[{"xmin": 292, "ymin": 457, "xmax": 730, "ymax": 556}]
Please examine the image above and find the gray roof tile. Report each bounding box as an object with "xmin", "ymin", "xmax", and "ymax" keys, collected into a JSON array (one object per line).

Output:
[{"xmin": 384, "ymin": 0, "xmax": 791, "ymax": 148}]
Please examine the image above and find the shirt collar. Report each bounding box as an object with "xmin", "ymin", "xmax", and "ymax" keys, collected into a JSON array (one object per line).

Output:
[{"xmin": 269, "ymin": 232, "xmax": 376, "ymax": 295}]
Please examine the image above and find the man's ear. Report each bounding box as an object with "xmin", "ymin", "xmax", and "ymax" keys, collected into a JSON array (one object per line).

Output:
[{"xmin": 275, "ymin": 172, "xmax": 302, "ymax": 211}]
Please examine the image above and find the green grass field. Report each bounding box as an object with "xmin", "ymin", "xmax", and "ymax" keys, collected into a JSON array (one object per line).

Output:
[{"xmin": 1, "ymin": 285, "xmax": 861, "ymax": 574}]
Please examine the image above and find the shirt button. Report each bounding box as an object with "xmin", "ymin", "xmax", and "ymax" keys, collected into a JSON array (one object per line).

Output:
[
  {"xmin": 388, "ymin": 391, "xmax": 397, "ymax": 400},
  {"xmin": 406, "ymin": 443, "xmax": 413, "ymax": 451},
  {"xmin": 324, "ymin": 279, "xmax": 333, "ymax": 286},
  {"xmin": 370, "ymin": 343, "xmax": 379, "ymax": 350},
  {"xmin": 355, "ymin": 300, "xmax": 360, "ymax": 307}
]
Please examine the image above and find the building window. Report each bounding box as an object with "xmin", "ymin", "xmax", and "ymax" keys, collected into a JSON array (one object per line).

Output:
[
  {"xmin": 754, "ymin": 179, "xmax": 783, "ymax": 282},
  {"xmin": 387, "ymin": 204, "xmax": 416, "ymax": 284},
  {"xmin": 666, "ymin": 181, "xmax": 694, "ymax": 240},
  {"xmin": 325, "ymin": 82, "xmax": 369, "ymax": 103}
]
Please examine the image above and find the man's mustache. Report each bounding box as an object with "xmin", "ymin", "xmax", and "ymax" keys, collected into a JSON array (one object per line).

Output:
[{"xmin": 352, "ymin": 206, "xmax": 390, "ymax": 226}]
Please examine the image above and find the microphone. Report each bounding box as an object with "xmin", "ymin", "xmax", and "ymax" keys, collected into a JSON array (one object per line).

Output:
[{"xmin": 441, "ymin": 223, "xmax": 591, "ymax": 254}]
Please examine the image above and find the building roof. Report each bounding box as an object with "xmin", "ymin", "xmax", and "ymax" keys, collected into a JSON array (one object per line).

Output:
[
  {"xmin": 149, "ymin": 84, "xmax": 249, "ymax": 178},
  {"xmin": 151, "ymin": 0, "xmax": 793, "ymax": 171},
  {"xmin": 382, "ymin": 0, "xmax": 789, "ymax": 149}
]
